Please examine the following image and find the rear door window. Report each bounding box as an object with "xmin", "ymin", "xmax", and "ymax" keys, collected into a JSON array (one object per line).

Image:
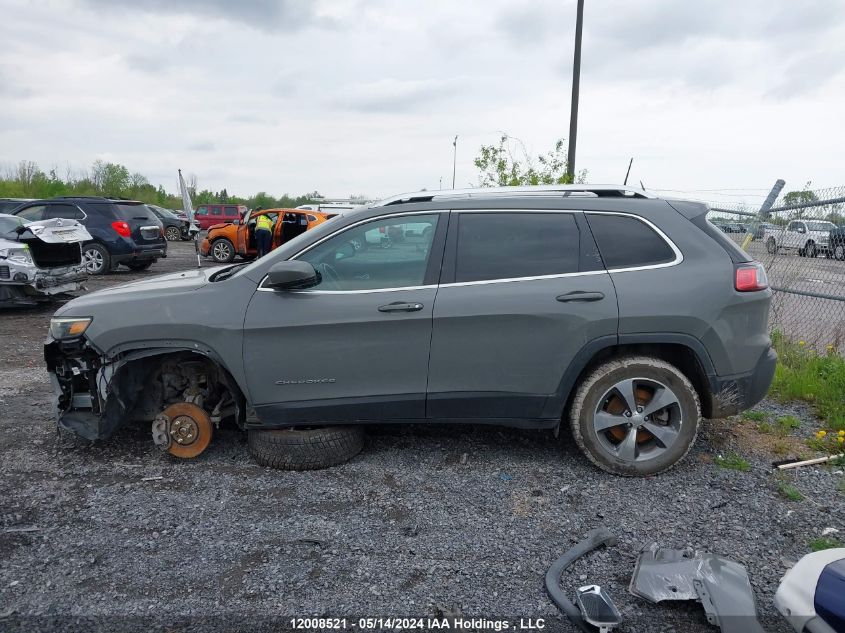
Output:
[
  {"xmin": 46, "ymin": 204, "xmax": 85, "ymax": 220},
  {"xmin": 211, "ymin": 206, "xmax": 223, "ymax": 216},
  {"xmin": 15, "ymin": 205, "xmax": 46, "ymax": 221},
  {"xmin": 586, "ymin": 213, "xmax": 676, "ymax": 269},
  {"xmin": 454, "ymin": 212, "xmax": 580, "ymax": 283}
]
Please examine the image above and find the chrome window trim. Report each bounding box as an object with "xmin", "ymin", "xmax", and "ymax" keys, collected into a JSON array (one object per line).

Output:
[{"xmin": 256, "ymin": 208, "xmax": 683, "ymax": 293}]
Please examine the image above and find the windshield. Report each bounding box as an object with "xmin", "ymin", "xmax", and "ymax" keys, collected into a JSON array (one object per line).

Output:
[
  {"xmin": 153, "ymin": 206, "xmax": 178, "ymax": 219},
  {"xmin": 806, "ymin": 221, "xmax": 835, "ymax": 231},
  {"xmin": 115, "ymin": 203, "xmax": 160, "ymax": 223}
]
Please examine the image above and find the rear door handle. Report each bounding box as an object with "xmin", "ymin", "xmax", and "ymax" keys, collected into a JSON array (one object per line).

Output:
[
  {"xmin": 378, "ymin": 301, "xmax": 424, "ymax": 312},
  {"xmin": 556, "ymin": 291, "xmax": 605, "ymax": 302}
]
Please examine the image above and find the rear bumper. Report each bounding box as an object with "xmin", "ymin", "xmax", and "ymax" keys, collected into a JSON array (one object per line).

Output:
[
  {"xmin": 706, "ymin": 347, "xmax": 777, "ymax": 418},
  {"xmin": 112, "ymin": 245, "xmax": 167, "ymax": 264}
]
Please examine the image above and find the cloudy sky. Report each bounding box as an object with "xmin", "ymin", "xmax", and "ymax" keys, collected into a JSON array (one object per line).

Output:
[{"xmin": 2, "ymin": 0, "xmax": 844, "ymax": 205}]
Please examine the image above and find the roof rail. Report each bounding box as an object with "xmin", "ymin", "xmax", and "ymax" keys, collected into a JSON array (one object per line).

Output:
[{"xmin": 377, "ymin": 184, "xmax": 657, "ymax": 206}]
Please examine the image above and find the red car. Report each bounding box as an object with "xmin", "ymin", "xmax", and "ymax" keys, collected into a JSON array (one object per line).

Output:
[{"xmin": 193, "ymin": 204, "xmax": 246, "ymax": 230}]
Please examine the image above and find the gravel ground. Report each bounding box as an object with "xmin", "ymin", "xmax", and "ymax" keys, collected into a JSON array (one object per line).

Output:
[{"xmin": 1, "ymin": 241, "xmax": 843, "ymax": 632}]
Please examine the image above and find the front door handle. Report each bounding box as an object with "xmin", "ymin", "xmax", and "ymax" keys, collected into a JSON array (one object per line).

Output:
[
  {"xmin": 556, "ymin": 291, "xmax": 605, "ymax": 302},
  {"xmin": 378, "ymin": 301, "xmax": 424, "ymax": 312}
]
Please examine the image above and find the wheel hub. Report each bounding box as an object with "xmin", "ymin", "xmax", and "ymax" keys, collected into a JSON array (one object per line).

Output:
[
  {"xmin": 171, "ymin": 416, "xmax": 199, "ymax": 445},
  {"xmin": 151, "ymin": 402, "xmax": 213, "ymax": 459}
]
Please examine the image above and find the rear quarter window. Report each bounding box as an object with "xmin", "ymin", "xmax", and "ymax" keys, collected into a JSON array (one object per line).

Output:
[{"xmin": 586, "ymin": 213, "xmax": 676, "ymax": 269}]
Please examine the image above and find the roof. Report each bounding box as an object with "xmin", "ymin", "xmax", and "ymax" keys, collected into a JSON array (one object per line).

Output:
[{"xmin": 375, "ymin": 184, "xmax": 658, "ymax": 207}]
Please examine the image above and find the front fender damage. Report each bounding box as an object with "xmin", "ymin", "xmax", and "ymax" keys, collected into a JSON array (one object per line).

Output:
[{"xmin": 46, "ymin": 340, "xmax": 245, "ymax": 441}]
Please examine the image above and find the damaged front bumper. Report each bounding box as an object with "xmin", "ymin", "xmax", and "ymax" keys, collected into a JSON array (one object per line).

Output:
[
  {"xmin": 45, "ymin": 336, "xmax": 144, "ymax": 441},
  {"xmin": 0, "ymin": 262, "xmax": 88, "ymax": 305}
]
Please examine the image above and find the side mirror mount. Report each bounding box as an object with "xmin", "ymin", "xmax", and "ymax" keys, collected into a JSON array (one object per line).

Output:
[{"xmin": 265, "ymin": 261, "xmax": 320, "ymax": 290}]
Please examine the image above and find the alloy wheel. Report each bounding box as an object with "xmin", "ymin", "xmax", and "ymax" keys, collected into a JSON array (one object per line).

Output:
[
  {"xmin": 83, "ymin": 248, "xmax": 105, "ymax": 274},
  {"xmin": 212, "ymin": 241, "xmax": 231, "ymax": 262},
  {"xmin": 592, "ymin": 378, "xmax": 682, "ymax": 463}
]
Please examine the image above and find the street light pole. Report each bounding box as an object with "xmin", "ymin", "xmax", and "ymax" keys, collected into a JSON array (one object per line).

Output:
[
  {"xmin": 566, "ymin": 0, "xmax": 584, "ymax": 182},
  {"xmin": 452, "ymin": 135, "xmax": 458, "ymax": 188}
]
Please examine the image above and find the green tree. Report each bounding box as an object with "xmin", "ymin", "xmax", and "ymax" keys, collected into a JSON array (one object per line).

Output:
[
  {"xmin": 782, "ymin": 181, "xmax": 818, "ymax": 208},
  {"xmin": 474, "ymin": 135, "xmax": 587, "ymax": 187}
]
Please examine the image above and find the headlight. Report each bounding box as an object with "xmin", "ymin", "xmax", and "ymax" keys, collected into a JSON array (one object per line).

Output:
[
  {"xmin": 0, "ymin": 245, "xmax": 33, "ymax": 265},
  {"xmin": 50, "ymin": 317, "xmax": 92, "ymax": 340}
]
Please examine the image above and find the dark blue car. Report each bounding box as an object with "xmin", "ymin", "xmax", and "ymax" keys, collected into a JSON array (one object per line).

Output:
[{"xmin": 12, "ymin": 197, "xmax": 167, "ymax": 275}]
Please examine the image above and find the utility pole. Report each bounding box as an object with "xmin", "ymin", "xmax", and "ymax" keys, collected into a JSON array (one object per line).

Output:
[
  {"xmin": 452, "ymin": 136, "xmax": 458, "ymax": 189},
  {"xmin": 759, "ymin": 179, "xmax": 786, "ymax": 219},
  {"xmin": 566, "ymin": 0, "xmax": 585, "ymax": 182}
]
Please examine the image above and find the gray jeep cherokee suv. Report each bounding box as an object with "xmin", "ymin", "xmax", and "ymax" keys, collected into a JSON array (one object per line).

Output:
[{"xmin": 46, "ymin": 185, "xmax": 776, "ymax": 476}]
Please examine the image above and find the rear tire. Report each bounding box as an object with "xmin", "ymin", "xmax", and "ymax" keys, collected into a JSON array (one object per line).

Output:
[
  {"xmin": 82, "ymin": 243, "xmax": 111, "ymax": 275},
  {"xmin": 569, "ymin": 356, "xmax": 700, "ymax": 477},
  {"xmin": 165, "ymin": 226, "xmax": 182, "ymax": 241},
  {"xmin": 248, "ymin": 426, "xmax": 364, "ymax": 470},
  {"xmin": 834, "ymin": 243, "xmax": 845, "ymax": 261}
]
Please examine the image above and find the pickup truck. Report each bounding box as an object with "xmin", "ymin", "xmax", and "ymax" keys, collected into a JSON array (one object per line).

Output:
[
  {"xmin": 829, "ymin": 225, "xmax": 845, "ymax": 260},
  {"xmin": 764, "ymin": 219, "xmax": 836, "ymax": 257}
]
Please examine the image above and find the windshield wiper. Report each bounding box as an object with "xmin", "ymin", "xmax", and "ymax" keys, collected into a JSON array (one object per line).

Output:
[{"xmin": 211, "ymin": 263, "xmax": 248, "ymax": 282}]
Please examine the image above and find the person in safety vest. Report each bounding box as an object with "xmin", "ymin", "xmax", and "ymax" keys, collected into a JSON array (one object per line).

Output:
[{"xmin": 254, "ymin": 211, "xmax": 274, "ymax": 258}]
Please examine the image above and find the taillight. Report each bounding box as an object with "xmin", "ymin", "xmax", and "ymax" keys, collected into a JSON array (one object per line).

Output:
[
  {"xmin": 111, "ymin": 221, "xmax": 131, "ymax": 238},
  {"xmin": 735, "ymin": 262, "xmax": 768, "ymax": 292}
]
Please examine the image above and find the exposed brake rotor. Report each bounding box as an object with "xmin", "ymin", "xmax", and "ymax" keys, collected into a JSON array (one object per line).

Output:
[{"xmin": 151, "ymin": 402, "xmax": 213, "ymax": 458}]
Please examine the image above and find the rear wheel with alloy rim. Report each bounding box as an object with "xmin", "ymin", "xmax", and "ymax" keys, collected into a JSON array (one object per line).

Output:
[
  {"xmin": 82, "ymin": 244, "xmax": 110, "ymax": 275},
  {"xmin": 834, "ymin": 243, "xmax": 845, "ymax": 261},
  {"xmin": 569, "ymin": 356, "xmax": 700, "ymax": 476},
  {"xmin": 165, "ymin": 226, "xmax": 181, "ymax": 241}
]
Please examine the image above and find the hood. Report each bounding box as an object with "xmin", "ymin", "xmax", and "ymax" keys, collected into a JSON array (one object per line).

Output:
[
  {"xmin": 16, "ymin": 218, "xmax": 92, "ymax": 244},
  {"xmin": 207, "ymin": 222, "xmax": 230, "ymax": 231},
  {"xmin": 54, "ymin": 267, "xmax": 219, "ymax": 316}
]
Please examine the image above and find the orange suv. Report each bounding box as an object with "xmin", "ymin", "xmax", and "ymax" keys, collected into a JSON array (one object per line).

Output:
[{"xmin": 200, "ymin": 208, "xmax": 334, "ymax": 263}]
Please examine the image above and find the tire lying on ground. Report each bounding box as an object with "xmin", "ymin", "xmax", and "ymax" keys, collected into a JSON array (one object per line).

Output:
[{"xmin": 248, "ymin": 426, "xmax": 364, "ymax": 470}]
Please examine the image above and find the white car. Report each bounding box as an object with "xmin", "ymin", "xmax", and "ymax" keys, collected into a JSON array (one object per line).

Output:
[
  {"xmin": 0, "ymin": 213, "xmax": 91, "ymax": 306},
  {"xmin": 764, "ymin": 220, "xmax": 835, "ymax": 257}
]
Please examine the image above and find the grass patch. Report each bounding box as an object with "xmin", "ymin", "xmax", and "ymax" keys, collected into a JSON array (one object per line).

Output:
[
  {"xmin": 757, "ymin": 421, "xmax": 773, "ymax": 434},
  {"xmin": 809, "ymin": 537, "xmax": 843, "ymax": 552},
  {"xmin": 776, "ymin": 480, "xmax": 803, "ymax": 501},
  {"xmin": 715, "ymin": 453, "xmax": 751, "ymax": 472},
  {"xmin": 837, "ymin": 478, "xmax": 845, "ymax": 494},
  {"xmin": 741, "ymin": 410, "xmax": 768, "ymax": 423},
  {"xmin": 770, "ymin": 332, "xmax": 845, "ymax": 432},
  {"xmin": 774, "ymin": 415, "xmax": 801, "ymax": 437}
]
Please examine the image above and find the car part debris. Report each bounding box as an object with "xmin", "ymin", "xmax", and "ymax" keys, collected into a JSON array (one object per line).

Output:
[
  {"xmin": 629, "ymin": 543, "xmax": 764, "ymax": 633},
  {"xmin": 574, "ymin": 585, "xmax": 622, "ymax": 633},
  {"xmin": 545, "ymin": 527, "xmax": 619, "ymax": 632},
  {"xmin": 152, "ymin": 402, "xmax": 213, "ymax": 458},
  {"xmin": 775, "ymin": 454, "xmax": 845, "ymax": 470},
  {"xmin": 776, "ymin": 548, "xmax": 845, "ymax": 633}
]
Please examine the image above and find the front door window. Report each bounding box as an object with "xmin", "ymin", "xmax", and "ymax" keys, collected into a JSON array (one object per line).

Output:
[{"xmin": 297, "ymin": 214, "xmax": 439, "ymax": 291}]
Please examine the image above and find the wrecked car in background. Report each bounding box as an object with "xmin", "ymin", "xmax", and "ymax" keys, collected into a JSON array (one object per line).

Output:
[{"xmin": 0, "ymin": 213, "xmax": 90, "ymax": 306}]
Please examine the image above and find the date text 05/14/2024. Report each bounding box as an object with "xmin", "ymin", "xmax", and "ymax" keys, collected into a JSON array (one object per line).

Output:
[{"xmin": 289, "ymin": 617, "xmax": 547, "ymax": 631}]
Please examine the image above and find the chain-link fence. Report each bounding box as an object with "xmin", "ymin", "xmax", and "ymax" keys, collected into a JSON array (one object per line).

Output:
[{"xmin": 705, "ymin": 185, "xmax": 845, "ymax": 352}]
